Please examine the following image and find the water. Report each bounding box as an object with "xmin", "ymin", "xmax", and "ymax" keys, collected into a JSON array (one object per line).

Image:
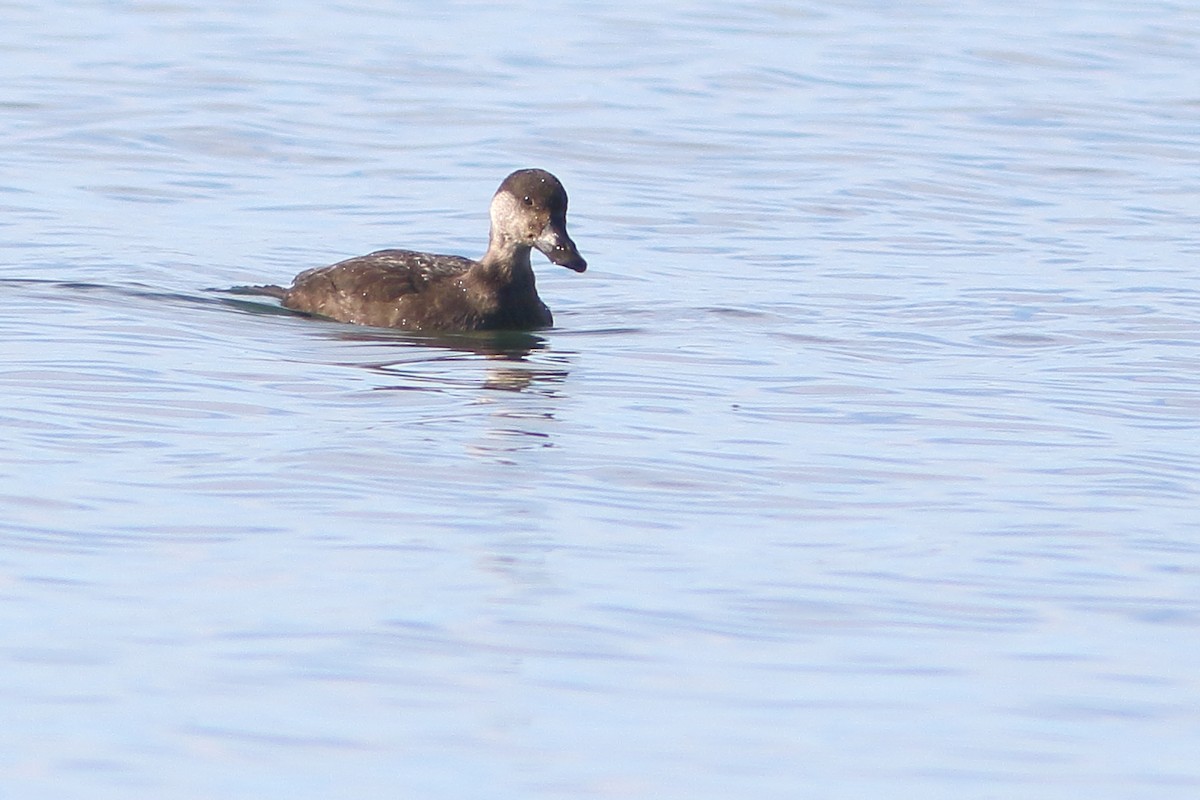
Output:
[{"xmin": 3, "ymin": 0, "xmax": 1199, "ymax": 797}]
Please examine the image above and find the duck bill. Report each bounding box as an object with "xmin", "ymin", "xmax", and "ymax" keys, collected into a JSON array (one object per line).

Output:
[{"xmin": 535, "ymin": 225, "xmax": 587, "ymax": 272}]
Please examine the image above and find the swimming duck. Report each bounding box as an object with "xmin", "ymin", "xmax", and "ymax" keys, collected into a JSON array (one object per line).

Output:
[{"xmin": 255, "ymin": 169, "xmax": 586, "ymax": 331}]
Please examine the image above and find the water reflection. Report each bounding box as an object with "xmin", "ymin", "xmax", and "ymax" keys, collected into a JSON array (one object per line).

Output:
[
  {"xmin": 362, "ymin": 358, "xmax": 569, "ymax": 394},
  {"xmin": 319, "ymin": 323, "xmax": 570, "ymax": 393},
  {"xmin": 327, "ymin": 326, "xmax": 548, "ymax": 361}
]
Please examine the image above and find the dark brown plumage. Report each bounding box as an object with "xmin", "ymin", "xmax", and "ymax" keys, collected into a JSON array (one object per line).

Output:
[{"xmin": 256, "ymin": 169, "xmax": 586, "ymax": 331}]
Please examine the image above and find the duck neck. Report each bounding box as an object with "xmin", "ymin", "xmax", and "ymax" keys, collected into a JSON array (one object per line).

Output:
[{"xmin": 475, "ymin": 230, "xmax": 536, "ymax": 289}]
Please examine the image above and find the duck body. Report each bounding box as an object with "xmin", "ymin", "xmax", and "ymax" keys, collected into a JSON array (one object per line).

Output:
[
  {"xmin": 281, "ymin": 248, "xmax": 553, "ymax": 330},
  {"xmin": 272, "ymin": 169, "xmax": 586, "ymax": 332}
]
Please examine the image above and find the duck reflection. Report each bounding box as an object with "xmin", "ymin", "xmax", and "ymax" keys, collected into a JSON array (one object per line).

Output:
[
  {"xmin": 330, "ymin": 327, "xmax": 572, "ymax": 458},
  {"xmin": 329, "ymin": 325, "xmax": 571, "ymax": 395},
  {"xmin": 221, "ymin": 291, "xmax": 571, "ymax": 392},
  {"xmin": 328, "ymin": 325, "xmax": 547, "ymax": 360}
]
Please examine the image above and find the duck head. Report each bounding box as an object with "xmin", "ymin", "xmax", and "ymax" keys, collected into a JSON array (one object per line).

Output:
[{"xmin": 489, "ymin": 169, "xmax": 587, "ymax": 272}]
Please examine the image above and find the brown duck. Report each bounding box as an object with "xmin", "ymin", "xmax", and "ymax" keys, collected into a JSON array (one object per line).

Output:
[{"xmin": 250, "ymin": 169, "xmax": 586, "ymax": 331}]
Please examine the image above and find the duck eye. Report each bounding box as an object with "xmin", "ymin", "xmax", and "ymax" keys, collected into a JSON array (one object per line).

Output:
[{"xmin": 522, "ymin": 196, "xmax": 533, "ymax": 206}]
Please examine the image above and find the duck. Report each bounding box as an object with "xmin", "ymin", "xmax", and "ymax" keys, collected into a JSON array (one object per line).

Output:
[{"xmin": 249, "ymin": 169, "xmax": 586, "ymax": 331}]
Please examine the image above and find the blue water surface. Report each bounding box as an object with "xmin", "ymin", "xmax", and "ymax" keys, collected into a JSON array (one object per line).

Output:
[{"xmin": 2, "ymin": 1, "xmax": 1199, "ymax": 798}]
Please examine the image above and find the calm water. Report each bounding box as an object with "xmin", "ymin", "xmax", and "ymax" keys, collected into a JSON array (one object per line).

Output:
[{"xmin": 3, "ymin": 1, "xmax": 1199, "ymax": 797}]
